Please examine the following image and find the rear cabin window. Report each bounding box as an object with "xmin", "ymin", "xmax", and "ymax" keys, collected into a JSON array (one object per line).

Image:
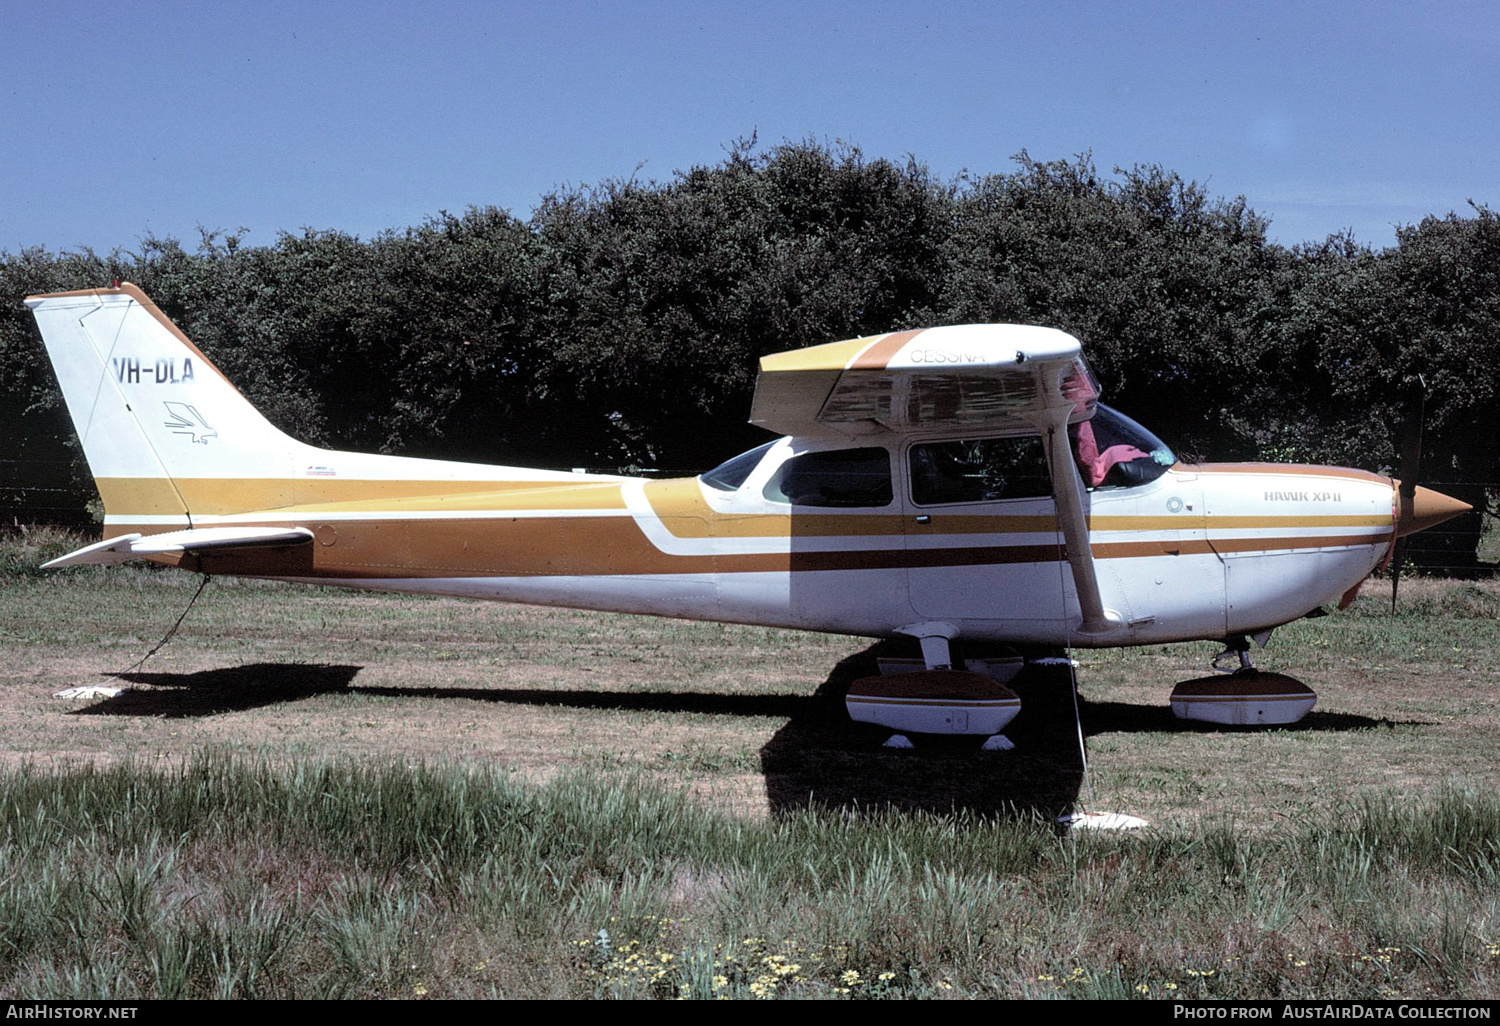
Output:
[
  {"xmin": 762, "ymin": 448, "xmax": 893, "ymax": 508},
  {"xmin": 909, "ymin": 436, "xmax": 1051, "ymax": 505}
]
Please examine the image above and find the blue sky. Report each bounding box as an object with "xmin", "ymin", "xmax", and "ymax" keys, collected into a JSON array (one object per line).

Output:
[{"xmin": 2, "ymin": 0, "xmax": 1494, "ymax": 255}]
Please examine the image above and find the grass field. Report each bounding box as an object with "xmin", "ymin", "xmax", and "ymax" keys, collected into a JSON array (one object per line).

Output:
[{"xmin": 1, "ymin": 528, "xmax": 1498, "ymax": 999}]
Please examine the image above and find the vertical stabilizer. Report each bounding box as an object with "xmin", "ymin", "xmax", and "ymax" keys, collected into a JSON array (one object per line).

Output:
[{"xmin": 26, "ymin": 284, "xmax": 301, "ymax": 527}]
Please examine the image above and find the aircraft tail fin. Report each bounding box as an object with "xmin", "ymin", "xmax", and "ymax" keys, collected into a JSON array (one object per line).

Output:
[{"xmin": 26, "ymin": 283, "xmax": 304, "ymax": 527}]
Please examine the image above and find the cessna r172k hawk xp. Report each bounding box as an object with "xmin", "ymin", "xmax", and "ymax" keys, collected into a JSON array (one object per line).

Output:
[{"xmin": 28, "ymin": 284, "xmax": 1469, "ymax": 741}]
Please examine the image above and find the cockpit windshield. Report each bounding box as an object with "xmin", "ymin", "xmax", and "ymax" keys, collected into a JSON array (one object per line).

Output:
[
  {"xmin": 1074, "ymin": 405, "xmax": 1176, "ymax": 488},
  {"xmin": 699, "ymin": 440, "xmax": 777, "ymax": 492}
]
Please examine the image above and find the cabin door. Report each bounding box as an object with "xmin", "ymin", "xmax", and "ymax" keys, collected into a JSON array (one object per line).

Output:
[{"xmin": 901, "ymin": 435, "xmax": 1074, "ymax": 629}]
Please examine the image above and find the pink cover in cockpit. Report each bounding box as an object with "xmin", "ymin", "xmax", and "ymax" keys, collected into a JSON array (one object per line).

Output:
[{"xmin": 1073, "ymin": 419, "xmax": 1148, "ymax": 488}]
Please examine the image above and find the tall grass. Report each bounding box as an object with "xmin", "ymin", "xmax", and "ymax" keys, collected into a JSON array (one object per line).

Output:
[
  {"xmin": 0, "ymin": 753, "xmax": 1496, "ymax": 999},
  {"xmin": 0, "ymin": 526, "xmax": 99, "ymax": 579}
]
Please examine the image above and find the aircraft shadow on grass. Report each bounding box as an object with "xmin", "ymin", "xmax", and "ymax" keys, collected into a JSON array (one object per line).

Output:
[
  {"xmin": 758, "ymin": 643, "xmax": 1426, "ymax": 822},
  {"xmin": 73, "ymin": 663, "xmax": 362, "ymax": 718},
  {"xmin": 71, "ymin": 646, "xmax": 1417, "ymax": 820},
  {"xmin": 759, "ymin": 643, "xmax": 1089, "ymax": 822}
]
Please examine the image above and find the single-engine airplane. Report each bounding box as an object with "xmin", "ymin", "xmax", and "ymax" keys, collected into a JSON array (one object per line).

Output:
[{"xmin": 27, "ymin": 284, "xmax": 1470, "ymax": 737}]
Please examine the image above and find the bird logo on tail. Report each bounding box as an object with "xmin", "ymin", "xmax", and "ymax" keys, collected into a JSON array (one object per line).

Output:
[{"xmin": 162, "ymin": 402, "xmax": 217, "ymax": 444}]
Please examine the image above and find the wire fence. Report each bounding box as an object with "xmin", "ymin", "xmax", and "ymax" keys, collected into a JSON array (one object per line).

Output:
[
  {"xmin": 0, "ymin": 459, "xmax": 97, "ymax": 529},
  {"xmin": 1398, "ymin": 479, "xmax": 1497, "ymax": 578}
]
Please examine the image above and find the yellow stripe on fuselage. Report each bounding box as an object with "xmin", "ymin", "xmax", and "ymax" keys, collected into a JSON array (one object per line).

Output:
[{"xmin": 97, "ymin": 477, "xmax": 627, "ymax": 517}]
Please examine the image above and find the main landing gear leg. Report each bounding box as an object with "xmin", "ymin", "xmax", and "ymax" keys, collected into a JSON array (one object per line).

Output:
[
  {"xmin": 919, "ymin": 634, "xmax": 952, "ymax": 671},
  {"xmin": 1170, "ymin": 633, "xmax": 1317, "ymax": 726}
]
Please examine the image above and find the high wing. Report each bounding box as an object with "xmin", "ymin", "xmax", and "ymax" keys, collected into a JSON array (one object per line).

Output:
[
  {"xmin": 752, "ymin": 325, "xmax": 1117, "ymax": 636},
  {"xmin": 750, "ymin": 324, "xmax": 1097, "ymax": 437}
]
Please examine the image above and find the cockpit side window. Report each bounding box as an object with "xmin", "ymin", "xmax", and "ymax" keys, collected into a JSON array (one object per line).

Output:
[
  {"xmin": 909, "ymin": 436, "xmax": 1051, "ymax": 506},
  {"xmin": 700, "ymin": 441, "xmax": 777, "ymax": 492},
  {"xmin": 762, "ymin": 447, "xmax": 893, "ymax": 507}
]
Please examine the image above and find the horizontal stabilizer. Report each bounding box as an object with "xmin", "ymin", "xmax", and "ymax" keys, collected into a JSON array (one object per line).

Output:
[
  {"xmin": 41, "ymin": 533, "xmax": 144, "ymax": 568},
  {"xmin": 42, "ymin": 527, "xmax": 314, "ymax": 569}
]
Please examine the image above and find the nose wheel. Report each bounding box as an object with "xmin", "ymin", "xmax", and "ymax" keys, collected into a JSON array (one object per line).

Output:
[{"xmin": 1212, "ymin": 635, "xmax": 1255, "ymax": 673}]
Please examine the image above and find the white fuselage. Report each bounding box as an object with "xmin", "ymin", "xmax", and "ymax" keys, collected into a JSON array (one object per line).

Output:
[{"xmin": 153, "ymin": 435, "xmax": 1395, "ymax": 650}]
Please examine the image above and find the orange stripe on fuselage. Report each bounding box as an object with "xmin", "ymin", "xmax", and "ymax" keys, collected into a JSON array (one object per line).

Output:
[{"xmin": 1192, "ymin": 463, "xmax": 1391, "ymax": 485}]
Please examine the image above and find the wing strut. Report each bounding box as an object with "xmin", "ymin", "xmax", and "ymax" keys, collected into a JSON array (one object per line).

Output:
[{"xmin": 1039, "ymin": 417, "xmax": 1117, "ymax": 637}]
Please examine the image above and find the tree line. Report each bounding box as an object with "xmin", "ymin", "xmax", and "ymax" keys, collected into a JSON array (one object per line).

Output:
[{"xmin": 2, "ymin": 140, "xmax": 1495, "ymax": 565}]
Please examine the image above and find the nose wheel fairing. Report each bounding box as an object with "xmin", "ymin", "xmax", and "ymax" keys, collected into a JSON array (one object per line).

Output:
[{"xmin": 1170, "ymin": 671, "xmax": 1317, "ymax": 726}]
